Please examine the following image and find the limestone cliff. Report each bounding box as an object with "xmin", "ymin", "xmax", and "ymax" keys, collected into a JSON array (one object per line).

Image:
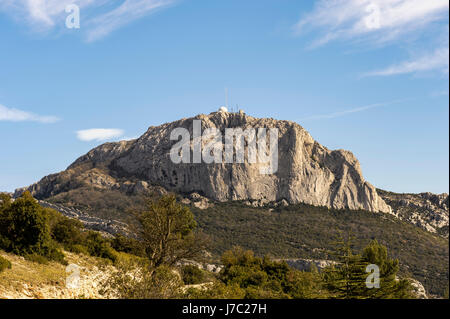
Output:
[{"xmin": 15, "ymin": 111, "xmax": 391, "ymax": 213}]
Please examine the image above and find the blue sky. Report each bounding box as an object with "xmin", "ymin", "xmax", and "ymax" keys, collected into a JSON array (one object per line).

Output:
[{"xmin": 0, "ymin": 0, "xmax": 448, "ymax": 194}]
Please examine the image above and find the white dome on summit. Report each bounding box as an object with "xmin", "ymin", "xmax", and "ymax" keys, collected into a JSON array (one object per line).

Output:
[{"xmin": 218, "ymin": 106, "xmax": 228, "ymax": 113}]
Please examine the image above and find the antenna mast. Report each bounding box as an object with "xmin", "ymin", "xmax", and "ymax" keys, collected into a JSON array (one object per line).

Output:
[{"xmin": 225, "ymin": 87, "xmax": 229, "ymax": 109}]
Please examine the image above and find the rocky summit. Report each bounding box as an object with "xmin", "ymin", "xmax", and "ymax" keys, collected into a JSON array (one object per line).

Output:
[{"xmin": 15, "ymin": 111, "xmax": 391, "ymax": 213}]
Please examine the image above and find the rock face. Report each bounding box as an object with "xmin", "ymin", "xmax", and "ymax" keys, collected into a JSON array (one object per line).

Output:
[
  {"xmin": 281, "ymin": 258, "xmax": 337, "ymax": 272},
  {"xmin": 378, "ymin": 190, "xmax": 449, "ymax": 237},
  {"xmin": 37, "ymin": 200, "xmax": 131, "ymax": 237},
  {"xmin": 15, "ymin": 111, "xmax": 391, "ymax": 213}
]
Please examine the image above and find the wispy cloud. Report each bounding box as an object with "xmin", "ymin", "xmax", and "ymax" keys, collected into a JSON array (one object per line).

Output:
[
  {"xmin": 0, "ymin": 103, "xmax": 60, "ymax": 123},
  {"xmin": 0, "ymin": 0, "xmax": 95, "ymax": 30},
  {"xmin": 0, "ymin": 0, "xmax": 175, "ymax": 41},
  {"xmin": 76, "ymin": 128, "xmax": 124, "ymax": 141},
  {"xmin": 295, "ymin": 0, "xmax": 449, "ymax": 76},
  {"xmin": 298, "ymin": 99, "xmax": 409, "ymax": 121},
  {"xmin": 121, "ymin": 135, "xmax": 139, "ymax": 141},
  {"xmin": 295, "ymin": 0, "xmax": 448, "ymax": 47},
  {"xmin": 364, "ymin": 47, "xmax": 449, "ymax": 77},
  {"xmin": 85, "ymin": 0, "xmax": 175, "ymax": 42}
]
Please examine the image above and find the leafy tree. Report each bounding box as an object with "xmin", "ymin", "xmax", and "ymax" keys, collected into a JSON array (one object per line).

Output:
[
  {"xmin": 135, "ymin": 194, "xmax": 209, "ymax": 274},
  {"xmin": 103, "ymin": 195, "xmax": 209, "ymax": 298},
  {"xmin": 0, "ymin": 192, "xmax": 65, "ymax": 263}
]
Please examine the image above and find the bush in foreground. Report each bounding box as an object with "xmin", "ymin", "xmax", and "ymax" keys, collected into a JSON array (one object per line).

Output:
[
  {"xmin": 0, "ymin": 192, "xmax": 66, "ymax": 264},
  {"xmin": 0, "ymin": 255, "xmax": 12, "ymax": 272}
]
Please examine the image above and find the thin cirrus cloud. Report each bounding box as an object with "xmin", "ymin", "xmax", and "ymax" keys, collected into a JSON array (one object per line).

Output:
[
  {"xmin": 85, "ymin": 0, "xmax": 175, "ymax": 42},
  {"xmin": 364, "ymin": 47, "xmax": 449, "ymax": 77},
  {"xmin": 0, "ymin": 0, "xmax": 95, "ymax": 29},
  {"xmin": 295, "ymin": 0, "xmax": 449, "ymax": 76},
  {"xmin": 298, "ymin": 99, "xmax": 410, "ymax": 121},
  {"xmin": 0, "ymin": 103, "xmax": 60, "ymax": 123},
  {"xmin": 0, "ymin": 0, "xmax": 175, "ymax": 41},
  {"xmin": 76, "ymin": 128, "xmax": 124, "ymax": 142}
]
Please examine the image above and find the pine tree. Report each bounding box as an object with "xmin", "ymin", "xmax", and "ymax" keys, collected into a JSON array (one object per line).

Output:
[
  {"xmin": 324, "ymin": 236, "xmax": 414, "ymax": 299},
  {"xmin": 361, "ymin": 240, "xmax": 413, "ymax": 299},
  {"xmin": 324, "ymin": 235, "xmax": 368, "ymax": 299}
]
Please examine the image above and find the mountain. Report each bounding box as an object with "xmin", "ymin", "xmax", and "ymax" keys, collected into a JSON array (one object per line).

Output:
[
  {"xmin": 15, "ymin": 110, "xmax": 391, "ymax": 213},
  {"xmin": 10, "ymin": 111, "xmax": 448, "ymax": 296}
]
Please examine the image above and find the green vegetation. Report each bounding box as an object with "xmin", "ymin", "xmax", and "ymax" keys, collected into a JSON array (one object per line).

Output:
[
  {"xmin": 7, "ymin": 190, "xmax": 445, "ymax": 298},
  {"xmin": 190, "ymin": 201, "xmax": 448, "ymax": 296},
  {"xmin": 135, "ymin": 194, "xmax": 209, "ymax": 271},
  {"xmin": 323, "ymin": 237, "xmax": 413, "ymax": 299},
  {"xmin": 83, "ymin": 232, "xmax": 117, "ymax": 262},
  {"xmin": 0, "ymin": 192, "xmax": 66, "ymax": 264},
  {"xmin": 104, "ymin": 261, "xmax": 183, "ymax": 299},
  {"xmin": 211, "ymin": 246, "xmax": 326, "ymax": 299},
  {"xmin": 51, "ymin": 218, "xmax": 83, "ymax": 246},
  {"xmin": 0, "ymin": 255, "xmax": 11, "ymax": 272},
  {"xmin": 43, "ymin": 189, "xmax": 448, "ymax": 297},
  {"xmin": 186, "ymin": 240, "xmax": 413, "ymax": 299},
  {"xmin": 0, "ymin": 192, "xmax": 121, "ymax": 266},
  {"xmin": 47, "ymin": 186, "xmax": 147, "ymax": 222},
  {"xmin": 104, "ymin": 194, "xmax": 209, "ymax": 298},
  {"xmin": 181, "ymin": 265, "xmax": 206, "ymax": 285},
  {"xmin": 111, "ymin": 234, "xmax": 145, "ymax": 257}
]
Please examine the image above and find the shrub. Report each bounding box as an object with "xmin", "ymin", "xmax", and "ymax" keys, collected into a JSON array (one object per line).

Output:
[
  {"xmin": 218, "ymin": 246, "xmax": 329, "ymax": 298},
  {"xmin": 0, "ymin": 255, "xmax": 12, "ymax": 272},
  {"xmin": 0, "ymin": 192, "xmax": 50, "ymax": 254},
  {"xmin": 43, "ymin": 242, "xmax": 68, "ymax": 265},
  {"xmin": 51, "ymin": 218, "xmax": 83, "ymax": 246},
  {"xmin": 181, "ymin": 265, "xmax": 205, "ymax": 285},
  {"xmin": 84, "ymin": 231, "xmax": 117, "ymax": 262},
  {"xmin": 68, "ymin": 244, "xmax": 89, "ymax": 255},
  {"xmin": 104, "ymin": 261, "xmax": 183, "ymax": 299},
  {"xmin": 111, "ymin": 234, "xmax": 145, "ymax": 257},
  {"xmin": 0, "ymin": 192, "xmax": 66, "ymax": 264},
  {"xmin": 24, "ymin": 253, "xmax": 49, "ymax": 264}
]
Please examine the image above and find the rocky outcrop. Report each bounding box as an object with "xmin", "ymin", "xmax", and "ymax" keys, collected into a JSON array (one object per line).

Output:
[
  {"xmin": 409, "ymin": 278, "xmax": 428, "ymax": 299},
  {"xmin": 378, "ymin": 190, "xmax": 449, "ymax": 237},
  {"xmin": 281, "ymin": 258, "xmax": 337, "ymax": 271},
  {"xmin": 37, "ymin": 200, "xmax": 131, "ymax": 237},
  {"xmin": 15, "ymin": 111, "xmax": 391, "ymax": 213}
]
